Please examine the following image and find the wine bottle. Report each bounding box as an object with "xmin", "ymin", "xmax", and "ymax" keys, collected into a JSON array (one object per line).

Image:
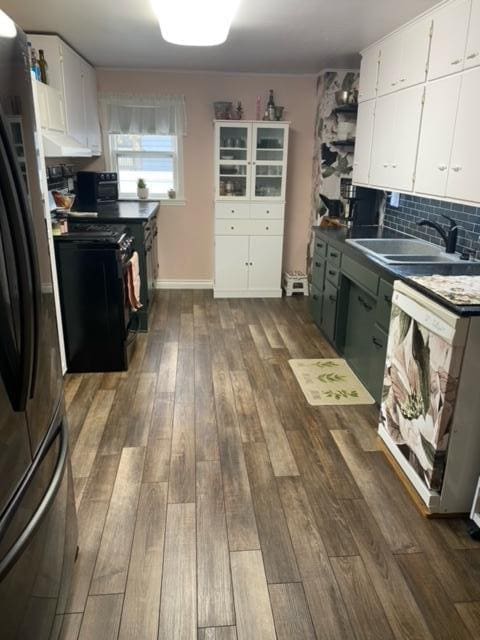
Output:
[
  {"xmin": 267, "ymin": 89, "xmax": 275, "ymax": 108},
  {"xmin": 38, "ymin": 49, "xmax": 48, "ymax": 84},
  {"xmin": 30, "ymin": 48, "xmax": 41, "ymax": 81}
]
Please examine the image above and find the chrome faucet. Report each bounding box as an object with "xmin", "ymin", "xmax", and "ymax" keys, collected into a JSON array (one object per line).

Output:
[{"xmin": 417, "ymin": 214, "xmax": 459, "ymax": 254}]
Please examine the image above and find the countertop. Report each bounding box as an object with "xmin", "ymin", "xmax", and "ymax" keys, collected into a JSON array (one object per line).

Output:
[
  {"xmin": 69, "ymin": 200, "xmax": 160, "ymax": 223},
  {"xmin": 313, "ymin": 225, "xmax": 480, "ymax": 316}
]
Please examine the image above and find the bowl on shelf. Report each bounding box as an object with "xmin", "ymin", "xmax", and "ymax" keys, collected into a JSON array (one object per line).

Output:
[
  {"xmin": 214, "ymin": 101, "xmax": 233, "ymax": 119},
  {"xmin": 334, "ymin": 90, "xmax": 358, "ymax": 106}
]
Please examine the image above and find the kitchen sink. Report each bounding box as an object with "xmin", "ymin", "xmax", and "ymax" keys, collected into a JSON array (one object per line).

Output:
[{"xmin": 346, "ymin": 238, "xmax": 465, "ymax": 264}]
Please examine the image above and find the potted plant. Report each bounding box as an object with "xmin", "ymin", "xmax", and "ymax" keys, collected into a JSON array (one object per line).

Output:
[
  {"xmin": 167, "ymin": 188, "xmax": 176, "ymax": 199},
  {"xmin": 137, "ymin": 178, "xmax": 149, "ymax": 200}
]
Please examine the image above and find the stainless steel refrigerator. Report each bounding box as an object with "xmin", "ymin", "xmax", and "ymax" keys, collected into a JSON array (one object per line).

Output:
[{"xmin": 0, "ymin": 13, "xmax": 78, "ymax": 639}]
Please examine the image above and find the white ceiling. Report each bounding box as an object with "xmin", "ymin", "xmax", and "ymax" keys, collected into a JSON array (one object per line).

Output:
[{"xmin": 2, "ymin": 0, "xmax": 439, "ymax": 73}]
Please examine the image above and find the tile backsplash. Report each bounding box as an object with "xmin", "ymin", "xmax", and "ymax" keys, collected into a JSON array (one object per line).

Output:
[{"xmin": 384, "ymin": 193, "xmax": 480, "ymax": 258}]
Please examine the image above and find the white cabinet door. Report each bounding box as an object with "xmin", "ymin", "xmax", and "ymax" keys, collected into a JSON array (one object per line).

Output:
[
  {"xmin": 251, "ymin": 123, "xmax": 288, "ymax": 201},
  {"xmin": 358, "ymin": 45, "xmax": 380, "ymax": 102},
  {"xmin": 401, "ymin": 17, "xmax": 432, "ymax": 88},
  {"xmin": 416, "ymin": 76, "xmax": 461, "ymax": 196},
  {"xmin": 390, "ymin": 85, "xmax": 424, "ymax": 192},
  {"xmin": 465, "ymin": 0, "xmax": 480, "ymax": 69},
  {"xmin": 369, "ymin": 93, "xmax": 396, "ymax": 187},
  {"xmin": 447, "ymin": 67, "xmax": 480, "ymax": 202},
  {"xmin": 36, "ymin": 81, "xmax": 49, "ymax": 129},
  {"xmin": 378, "ymin": 33, "xmax": 403, "ymax": 96},
  {"xmin": 215, "ymin": 122, "xmax": 252, "ymax": 200},
  {"xmin": 82, "ymin": 61, "xmax": 102, "ymax": 155},
  {"xmin": 248, "ymin": 235, "xmax": 283, "ymax": 291},
  {"xmin": 428, "ymin": 0, "xmax": 470, "ymax": 80},
  {"xmin": 46, "ymin": 86, "xmax": 66, "ymax": 133},
  {"xmin": 353, "ymin": 99, "xmax": 375, "ymax": 185},
  {"xmin": 215, "ymin": 235, "xmax": 249, "ymax": 291},
  {"xmin": 61, "ymin": 43, "xmax": 87, "ymax": 145}
]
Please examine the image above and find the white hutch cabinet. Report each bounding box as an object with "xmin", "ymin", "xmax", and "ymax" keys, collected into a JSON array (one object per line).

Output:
[{"xmin": 213, "ymin": 120, "xmax": 289, "ymax": 298}]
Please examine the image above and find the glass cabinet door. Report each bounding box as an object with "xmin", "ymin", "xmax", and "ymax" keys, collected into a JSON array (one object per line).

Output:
[
  {"xmin": 215, "ymin": 123, "xmax": 251, "ymax": 199},
  {"xmin": 252, "ymin": 124, "xmax": 288, "ymax": 200}
]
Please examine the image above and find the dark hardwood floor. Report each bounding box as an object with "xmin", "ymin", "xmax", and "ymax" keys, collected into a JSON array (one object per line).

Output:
[{"xmin": 59, "ymin": 291, "xmax": 480, "ymax": 639}]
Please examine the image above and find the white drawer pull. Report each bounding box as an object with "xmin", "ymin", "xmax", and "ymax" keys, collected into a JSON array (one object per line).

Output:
[
  {"xmin": 266, "ymin": 210, "xmax": 270, "ymax": 214},
  {"xmin": 400, "ymin": 78, "xmax": 406, "ymax": 82},
  {"xmin": 383, "ymin": 163, "xmax": 389, "ymax": 168},
  {"xmin": 231, "ymin": 209, "xmax": 235, "ymax": 213},
  {"xmin": 438, "ymin": 164, "xmax": 447, "ymax": 171},
  {"xmin": 265, "ymin": 226, "xmax": 269, "ymax": 230},
  {"xmin": 230, "ymin": 226, "xmax": 235, "ymax": 230},
  {"xmin": 467, "ymin": 52, "xmax": 479, "ymax": 60},
  {"xmin": 451, "ymin": 58, "xmax": 462, "ymax": 65},
  {"xmin": 391, "ymin": 164, "xmax": 397, "ymax": 169}
]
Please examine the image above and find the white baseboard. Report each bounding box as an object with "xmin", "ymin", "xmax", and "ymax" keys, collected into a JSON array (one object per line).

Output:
[
  {"xmin": 213, "ymin": 288, "xmax": 282, "ymax": 298},
  {"xmin": 155, "ymin": 279, "xmax": 213, "ymax": 290}
]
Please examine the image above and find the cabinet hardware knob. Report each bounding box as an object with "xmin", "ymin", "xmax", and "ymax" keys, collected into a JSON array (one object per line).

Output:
[
  {"xmin": 384, "ymin": 294, "xmax": 392, "ymax": 303},
  {"xmin": 467, "ymin": 52, "xmax": 479, "ymax": 59},
  {"xmin": 451, "ymin": 58, "xmax": 462, "ymax": 65},
  {"xmin": 358, "ymin": 295, "xmax": 373, "ymax": 311},
  {"xmin": 372, "ymin": 337, "xmax": 383, "ymax": 348},
  {"xmin": 383, "ymin": 163, "xmax": 389, "ymax": 168},
  {"xmin": 391, "ymin": 164, "xmax": 397, "ymax": 168},
  {"xmin": 330, "ymin": 252, "xmax": 338, "ymax": 258},
  {"xmin": 265, "ymin": 226, "xmax": 269, "ymax": 230},
  {"xmin": 245, "ymin": 262, "xmax": 248, "ymax": 266},
  {"xmin": 231, "ymin": 209, "xmax": 235, "ymax": 213},
  {"xmin": 266, "ymin": 210, "xmax": 270, "ymax": 213},
  {"xmin": 315, "ymin": 261, "xmax": 321, "ymax": 267},
  {"xmin": 328, "ymin": 270, "xmax": 335, "ymax": 276},
  {"xmin": 400, "ymin": 78, "xmax": 406, "ymax": 82},
  {"xmin": 391, "ymin": 81, "xmax": 397, "ymax": 86},
  {"xmin": 313, "ymin": 294, "xmax": 318, "ymax": 300},
  {"xmin": 249, "ymin": 262, "xmax": 253, "ymax": 266},
  {"xmin": 452, "ymin": 165, "xmax": 462, "ymax": 172},
  {"xmin": 329, "ymin": 295, "xmax": 336, "ymax": 302},
  {"xmin": 230, "ymin": 226, "xmax": 234, "ymax": 229},
  {"xmin": 438, "ymin": 164, "xmax": 447, "ymax": 171}
]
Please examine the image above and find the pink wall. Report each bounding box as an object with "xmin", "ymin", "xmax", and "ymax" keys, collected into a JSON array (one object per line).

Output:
[{"xmin": 92, "ymin": 69, "xmax": 316, "ymax": 282}]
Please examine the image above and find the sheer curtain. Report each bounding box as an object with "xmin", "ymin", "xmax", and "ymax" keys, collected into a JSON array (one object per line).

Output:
[{"xmin": 99, "ymin": 93, "xmax": 187, "ymax": 136}]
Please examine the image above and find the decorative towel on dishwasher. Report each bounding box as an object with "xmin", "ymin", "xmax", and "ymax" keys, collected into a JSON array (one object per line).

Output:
[
  {"xmin": 410, "ymin": 275, "xmax": 480, "ymax": 305},
  {"xmin": 125, "ymin": 251, "xmax": 143, "ymax": 311}
]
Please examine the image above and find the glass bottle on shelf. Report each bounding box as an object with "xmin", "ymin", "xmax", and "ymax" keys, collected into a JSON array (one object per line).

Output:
[
  {"xmin": 38, "ymin": 49, "xmax": 48, "ymax": 84},
  {"xmin": 30, "ymin": 47, "xmax": 41, "ymax": 81},
  {"xmin": 267, "ymin": 90, "xmax": 275, "ymax": 121}
]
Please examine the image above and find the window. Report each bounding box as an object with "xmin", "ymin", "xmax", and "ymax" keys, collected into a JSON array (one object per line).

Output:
[{"xmin": 109, "ymin": 133, "xmax": 183, "ymax": 199}]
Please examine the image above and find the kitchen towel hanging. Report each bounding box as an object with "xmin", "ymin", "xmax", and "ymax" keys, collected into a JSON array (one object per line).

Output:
[{"xmin": 125, "ymin": 251, "xmax": 143, "ymax": 311}]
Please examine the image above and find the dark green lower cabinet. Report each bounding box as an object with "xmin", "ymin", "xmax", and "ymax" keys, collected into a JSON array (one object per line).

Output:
[
  {"xmin": 310, "ymin": 285, "xmax": 322, "ymax": 327},
  {"xmin": 366, "ymin": 324, "xmax": 388, "ymax": 402},
  {"xmin": 321, "ymin": 279, "xmax": 337, "ymax": 344}
]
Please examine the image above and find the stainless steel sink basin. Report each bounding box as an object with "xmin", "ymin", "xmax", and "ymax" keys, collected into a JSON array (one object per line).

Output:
[{"xmin": 345, "ymin": 237, "xmax": 465, "ymax": 264}]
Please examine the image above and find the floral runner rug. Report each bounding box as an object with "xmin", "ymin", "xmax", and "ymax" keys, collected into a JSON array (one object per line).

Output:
[{"xmin": 289, "ymin": 358, "xmax": 375, "ymax": 406}]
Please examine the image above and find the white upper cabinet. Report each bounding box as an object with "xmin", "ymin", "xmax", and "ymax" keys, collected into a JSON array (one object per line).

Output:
[
  {"xmin": 415, "ymin": 75, "xmax": 462, "ymax": 196},
  {"xmin": 377, "ymin": 33, "xmax": 403, "ymax": 95},
  {"xmin": 401, "ymin": 18, "xmax": 432, "ymax": 88},
  {"xmin": 36, "ymin": 81, "xmax": 66, "ymax": 133},
  {"xmin": 389, "ymin": 85, "xmax": 424, "ymax": 192},
  {"xmin": 446, "ymin": 66, "xmax": 480, "ymax": 202},
  {"xmin": 61, "ymin": 44, "xmax": 87, "ymax": 146},
  {"xmin": 369, "ymin": 93, "xmax": 396, "ymax": 188},
  {"xmin": 82, "ymin": 61, "xmax": 102, "ymax": 155},
  {"xmin": 377, "ymin": 19, "xmax": 431, "ymax": 96},
  {"xmin": 428, "ymin": 0, "xmax": 470, "ymax": 80},
  {"xmin": 352, "ymin": 99, "xmax": 375, "ymax": 185},
  {"xmin": 465, "ymin": 0, "xmax": 480, "ymax": 68},
  {"xmin": 358, "ymin": 45, "xmax": 380, "ymax": 102}
]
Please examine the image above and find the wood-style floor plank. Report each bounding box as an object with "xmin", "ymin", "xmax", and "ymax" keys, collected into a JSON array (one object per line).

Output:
[
  {"xmin": 198, "ymin": 627, "xmax": 237, "ymax": 640},
  {"xmin": 168, "ymin": 401, "xmax": 195, "ymax": 503},
  {"xmin": 396, "ymin": 552, "xmax": 472, "ymax": 640},
  {"xmin": 243, "ymin": 442, "xmax": 300, "ymax": 583},
  {"xmin": 278, "ymin": 476, "xmax": 354, "ymax": 640},
  {"xmin": 56, "ymin": 613, "xmax": 83, "ymax": 640},
  {"xmin": 195, "ymin": 341, "xmax": 220, "ymax": 462},
  {"xmin": 157, "ymin": 342, "xmax": 179, "ymax": 393},
  {"xmin": 78, "ymin": 594, "xmax": 123, "ymax": 640},
  {"xmin": 330, "ymin": 555, "xmax": 395, "ymax": 640},
  {"xmin": 341, "ymin": 498, "xmax": 433, "ymax": 640},
  {"xmin": 268, "ymin": 582, "xmax": 316, "ymax": 640},
  {"xmin": 455, "ymin": 602, "xmax": 480, "ymax": 637},
  {"xmin": 158, "ymin": 503, "xmax": 197, "ymax": 640},
  {"xmin": 230, "ymin": 550, "xmax": 276, "ymax": 640},
  {"xmin": 212, "ymin": 367, "xmax": 260, "ymax": 552},
  {"xmin": 196, "ymin": 461, "xmax": 235, "ymax": 628},
  {"xmin": 90, "ymin": 446, "xmax": 145, "ymax": 595},
  {"xmin": 118, "ymin": 483, "xmax": 168, "ymax": 640},
  {"xmin": 230, "ymin": 370, "xmax": 264, "ymax": 443},
  {"xmin": 254, "ymin": 390, "xmax": 299, "ymax": 477},
  {"xmin": 124, "ymin": 372, "xmax": 157, "ymax": 447}
]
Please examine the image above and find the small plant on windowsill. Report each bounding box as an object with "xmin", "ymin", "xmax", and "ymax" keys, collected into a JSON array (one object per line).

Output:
[
  {"xmin": 137, "ymin": 178, "xmax": 149, "ymax": 200},
  {"xmin": 167, "ymin": 188, "xmax": 176, "ymax": 199}
]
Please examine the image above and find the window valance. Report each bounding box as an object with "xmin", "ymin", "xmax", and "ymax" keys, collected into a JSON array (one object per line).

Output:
[{"xmin": 99, "ymin": 93, "xmax": 187, "ymax": 136}]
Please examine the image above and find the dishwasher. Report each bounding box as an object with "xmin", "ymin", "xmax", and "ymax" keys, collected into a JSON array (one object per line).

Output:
[{"xmin": 379, "ymin": 280, "xmax": 480, "ymax": 514}]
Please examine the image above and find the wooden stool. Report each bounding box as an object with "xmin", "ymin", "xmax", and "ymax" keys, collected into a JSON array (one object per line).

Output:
[{"xmin": 283, "ymin": 271, "xmax": 309, "ymax": 296}]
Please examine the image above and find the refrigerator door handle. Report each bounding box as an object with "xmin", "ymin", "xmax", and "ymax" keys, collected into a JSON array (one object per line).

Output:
[
  {"xmin": 0, "ymin": 417, "xmax": 67, "ymax": 581},
  {"xmin": 0, "ymin": 105, "xmax": 40, "ymax": 408}
]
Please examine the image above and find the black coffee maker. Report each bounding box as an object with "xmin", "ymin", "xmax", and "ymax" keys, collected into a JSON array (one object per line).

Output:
[
  {"xmin": 319, "ymin": 194, "xmax": 343, "ymax": 218},
  {"xmin": 340, "ymin": 179, "xmax": 380, "ymax": 227}
]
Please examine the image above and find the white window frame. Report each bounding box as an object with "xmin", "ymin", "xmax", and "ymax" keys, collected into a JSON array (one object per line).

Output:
[{"xmin": 108, "ymin": 133, "xmax": 184, "ymax": 202}]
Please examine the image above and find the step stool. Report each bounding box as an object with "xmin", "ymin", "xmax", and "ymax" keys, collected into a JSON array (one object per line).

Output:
[{"xmin": 283, "ymin": 271, "xmax": 309, "ymax": 297}]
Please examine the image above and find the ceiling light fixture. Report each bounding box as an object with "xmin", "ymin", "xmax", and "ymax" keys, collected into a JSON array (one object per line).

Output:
[
  {"xmin": 151, "ymin": 0, "xmax": 240, "ymax": 46},
  {"xmin": 0, "ymin": 10, "xmax": 16, "ymax": 39}
]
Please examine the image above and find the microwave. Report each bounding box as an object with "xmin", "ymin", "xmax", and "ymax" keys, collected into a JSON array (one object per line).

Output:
[{"xmin": 76, "ymin": 171, "xmax": 118, "ymax": 211}]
